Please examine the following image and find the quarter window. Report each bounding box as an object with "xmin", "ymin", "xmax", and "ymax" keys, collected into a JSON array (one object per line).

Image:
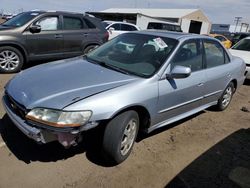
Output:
[
  {"xmin": 36, "ymin": 17, "xmax": 59, "ymax": 31},
  {"xmin": 63, "ymin": 16, "xmax": 83, "ymax": 30},
  {"xmin": 171, "ymin": 40, "xmax": 203, "ymax": 72},
  {"xmin": 204, "ymin": 40, "xmax": 225, "ymax": 68}
]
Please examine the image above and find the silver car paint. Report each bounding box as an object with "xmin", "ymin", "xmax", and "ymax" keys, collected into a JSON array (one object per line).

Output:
[{"xmin": 4, "ymin": 31, "xmax": 246, "ymax": 134}]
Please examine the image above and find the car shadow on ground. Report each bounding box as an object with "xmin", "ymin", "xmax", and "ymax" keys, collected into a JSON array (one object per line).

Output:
[
  {"xmin": 0, "ymin": 111, "xmax": 205, "ymax": 167},
  {"xmin": 165, "ymin": 128, "xmax": 250, "ymax": 188},
  {"xmin": 0, "ymin": 114, "xmax": 112, "ymax": 166},
  {"xmin": 244, "ymin": 79, "xmax": 250, "ymax": 86}
]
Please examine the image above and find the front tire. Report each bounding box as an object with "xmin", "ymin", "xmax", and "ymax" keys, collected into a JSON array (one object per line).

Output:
[
  {"xmin": 216, "ymin": 82, "xmax": 234, "ymax": 111},
  {"xmin": 102, "ymin": 110, "xmax": 139, "ymax": 164},
  {"xmin": 0, "ymin": 46, "xmax": 24, "ymax": 73}
]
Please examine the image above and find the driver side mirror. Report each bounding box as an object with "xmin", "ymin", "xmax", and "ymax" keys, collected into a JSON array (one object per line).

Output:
[
  {"xmin": 29, "ymin": 25, "xmax": 41, "ymax": 33},
  {"xmin": 166, "ymin": 65, "xmax": 191, "ymax": 79}
]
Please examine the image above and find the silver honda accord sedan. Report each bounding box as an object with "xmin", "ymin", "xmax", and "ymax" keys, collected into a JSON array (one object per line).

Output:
[{"xmin": 2, "ymin": 31, "xmax": 246, "ymax": 164}]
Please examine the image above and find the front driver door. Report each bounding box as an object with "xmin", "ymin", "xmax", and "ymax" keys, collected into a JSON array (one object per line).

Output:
[
  {"xmin": 156, "ymin": 39, "xmax": 205, "ymax": 126},
  {"xmin": 25, "ymin": 15, "xmax": 64, "ymax": 61}
]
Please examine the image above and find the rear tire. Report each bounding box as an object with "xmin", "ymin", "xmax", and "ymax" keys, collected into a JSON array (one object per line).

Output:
[
  {"xmin": 0, "ymin": 46, "xmax": 24, "ymax": 73},
  {"xmin": 216, "ymin": 82, "xmax": 234, "ymax": 111},
  {"xmin": 102, "ymin": 110, "xmax": 139, "ymax": 164},
  {"xmin": 83, "ymin": 45, "xmax": 99, "ymax": 54}
]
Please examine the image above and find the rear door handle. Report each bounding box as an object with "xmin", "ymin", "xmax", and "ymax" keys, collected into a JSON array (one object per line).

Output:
[
  {"xmin": 83, "ymin": 33, "xmax": 89, "ymax": 37},
  {"xmin": 54, "ymin": 34, "xmax": 63, "ymax": 39}
]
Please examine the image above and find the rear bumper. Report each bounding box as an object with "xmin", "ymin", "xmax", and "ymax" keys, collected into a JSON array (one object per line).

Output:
[{"xmin": 2, "ymin": 95, "xmax": 57, "ymax": 144}]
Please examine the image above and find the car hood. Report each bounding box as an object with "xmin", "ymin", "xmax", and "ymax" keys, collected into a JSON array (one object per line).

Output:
[
  {"xmin": 229, "ymin": 49, "xmax": 250, "ymax": 64},
  {"xmin": 6, "ymin": 57, "xmax": 139, "ymax": 110}
]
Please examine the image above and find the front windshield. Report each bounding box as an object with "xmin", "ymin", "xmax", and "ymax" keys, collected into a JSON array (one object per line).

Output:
[
  {"xmin": 86, "ymin": 33, "xmax": 178, "ymax": 78},
  {"xmin": 1, "ymin": 12, "xmax": 41, "ymax": 27},
  {"xmin": 232, "ymin": 38, "xmax": 250, "ymax": 51}
]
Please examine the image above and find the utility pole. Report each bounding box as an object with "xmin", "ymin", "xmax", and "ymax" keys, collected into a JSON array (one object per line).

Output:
[
  {"xmin": 246, "ymin": 23, "xmax": 249, "ymax": 32},
  {"xmin": 240, "ymin": 23, "xmax": 244, "ymax": 32},
  {"xmin": 234, "ymin": 16, "xmax": 242, "ymax": 32}
]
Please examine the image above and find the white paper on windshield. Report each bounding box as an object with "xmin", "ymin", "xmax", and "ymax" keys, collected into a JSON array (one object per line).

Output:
[
  {"xmin": 30, "ymin": 13, "xmax": 39, "ymax": 16},
  {"xmin": 153, "ymin": 37, "xmax": 168, "ymax": 49}
]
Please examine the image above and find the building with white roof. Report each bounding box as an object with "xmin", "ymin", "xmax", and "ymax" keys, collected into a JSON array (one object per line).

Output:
[{"xmin": 88, "ymin": 8, "xmax": 211, "ymax": 34}]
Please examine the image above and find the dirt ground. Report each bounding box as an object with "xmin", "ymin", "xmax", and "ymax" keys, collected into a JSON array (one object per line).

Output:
[{"xmin": 0, "ymin": 72, "xmax": 250, "ymax": 188}]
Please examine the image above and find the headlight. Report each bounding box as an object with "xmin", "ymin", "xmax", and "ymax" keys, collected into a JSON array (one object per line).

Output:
[{"xmin": 26, "ymin": 108, "xmax": 92, "ymax": 128}]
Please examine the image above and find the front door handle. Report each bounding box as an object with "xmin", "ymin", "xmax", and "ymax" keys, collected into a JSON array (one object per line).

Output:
[
  {"xmin": 198, "ymin": 83, "xmax": 204, "ymax": 87},
  {"xmin": 54, "ymin": 34, "xmax": 63, "ymax": 39}
]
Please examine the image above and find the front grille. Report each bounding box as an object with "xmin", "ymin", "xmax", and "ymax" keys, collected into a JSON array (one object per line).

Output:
[{"xmin": 5, "ymin": 93, "xmax": 27, "ymax": 119}]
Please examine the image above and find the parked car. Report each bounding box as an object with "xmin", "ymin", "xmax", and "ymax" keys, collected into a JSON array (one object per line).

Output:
[
  {"xmin": 0, "ymin": 11, "xmax": 109, "ymax": 73},
  {"xmin": 209, "ymin": 34, "xmax": 232, "ymax": 49},
  {"xmin": 102, "ymin": 21, "xmax": 140, "ymax": 40},
  {"xmin": 147, "ymin": 22, "xmax": 182, "ymax": 32},
  {"xmin": 229, "ymin": 37, "xmax": 250, "ymax": 79},
  {"xmin": 230, "ymin": 32, "xmax": 250, "ymax": 46},
  {"xmin": 2, "ymin": 31, "xmax": 246, "ymax": 164}
]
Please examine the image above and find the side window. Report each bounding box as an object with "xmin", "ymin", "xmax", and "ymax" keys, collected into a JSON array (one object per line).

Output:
[
  {"xmin": 171, "ymin": 40, "xmax": 203, "ymax": 72},
  {"xmin": 121, "ymin": 24, "xmax": 137, "ymax": 31},
  {"xmin": 109, "ymin": 23, "xmax": 120, "ymax": 30},
  {"xmin": 204, "ymin": 40, "xmax": 225, "ymax": 68},
  {"xmin": 63, "ymin": 16, "xmax": 83, "ymax": 30},
  {"xmin": 36, "ymin": 16, "xmax": 59, "ymax": 31}
]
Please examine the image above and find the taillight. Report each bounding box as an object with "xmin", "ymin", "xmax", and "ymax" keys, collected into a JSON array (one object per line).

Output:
[{"xmin": 104, "ymin": 31, "xmax": 109, "ymax": 41}]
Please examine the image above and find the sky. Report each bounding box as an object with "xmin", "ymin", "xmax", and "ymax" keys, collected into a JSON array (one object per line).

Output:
[{"xmin": 0, "ymin": 0, "xmax": 250, "ymax": 24}]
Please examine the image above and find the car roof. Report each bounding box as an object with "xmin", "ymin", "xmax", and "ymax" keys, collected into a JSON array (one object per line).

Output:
[
  {"xmin": 25, "ymin": 10, "xmax": 83, "ymax": 16},
  {"xmin": 135, "ymin": 30, "xmax": 213, "ymax": 40},
  {"xmin": 103, "ymin": 21, "xmax": 137, "ymax": 26}
]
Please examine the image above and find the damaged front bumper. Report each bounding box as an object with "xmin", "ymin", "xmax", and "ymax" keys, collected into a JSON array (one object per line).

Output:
[{"xmin": 2, "ymin": 95, "xmax": 98, "ymax": 147}]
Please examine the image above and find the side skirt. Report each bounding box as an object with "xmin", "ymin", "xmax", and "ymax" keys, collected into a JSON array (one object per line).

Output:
[{"xmin": 146, "ymin": 101, "xmax": 218, "ymax": 133}]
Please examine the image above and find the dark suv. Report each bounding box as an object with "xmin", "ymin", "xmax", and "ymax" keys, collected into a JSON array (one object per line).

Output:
[
  {"xmin": 0, "ymin": 11, "xmax": 109, "ymax": 73},
  {"xmin": 230, "ymin": 32, "xmax": 250, "ymax": 46}
]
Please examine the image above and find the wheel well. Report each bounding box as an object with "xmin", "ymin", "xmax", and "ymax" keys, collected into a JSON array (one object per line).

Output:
[
  {"xmin": 231, "ymin": 79, "xmax": 237, "ymax": 92},
  {"xmin": 112, "ymin": 106, "xmax": 151, "ymax": 131},
  {"xmin": 0, "ymin": 44, "xmax": 27, "ymax": 62},
  {"xmin": 84, "ymin": 43, "xmax": 100, "ymax": 50}
]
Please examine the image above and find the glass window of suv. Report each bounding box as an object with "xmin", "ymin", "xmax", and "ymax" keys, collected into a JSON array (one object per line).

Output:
[
  {"xmin": 36, "ymin": 16, "xmax": 59, "ymax": 31},
  {"xmin": 121, "ymin": 24, "xmax": 137, "ymax": 31},
  {"xmin": 203, "ymin": 40, "xmax": 227, "ymax": 68},
  {"xmin": 63, "ymin": 16, "xmax": 84, "ymax": 30},
  {"xmin": 2, "ymin": 12, "xmax": 42, "ymax": 27},
  {"xmin": 231, "ymin": 38, "xmax": 250, "ymax": 51},
  {"xmin": 83, "ymin": 18, "xmax": 96, "ymax": 29},
  {"xmin": 171, "ymin": 40, "xmax": 203, "ymax": 72},
  {"xmin": 108, "ymin": 23, "xmax": 121, "ymax": 30}
]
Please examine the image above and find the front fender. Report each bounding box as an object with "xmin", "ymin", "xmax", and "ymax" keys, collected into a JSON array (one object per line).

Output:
[{"xmin": 63, "ymin": 78, "xmax": 159, "ymax": 122}]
